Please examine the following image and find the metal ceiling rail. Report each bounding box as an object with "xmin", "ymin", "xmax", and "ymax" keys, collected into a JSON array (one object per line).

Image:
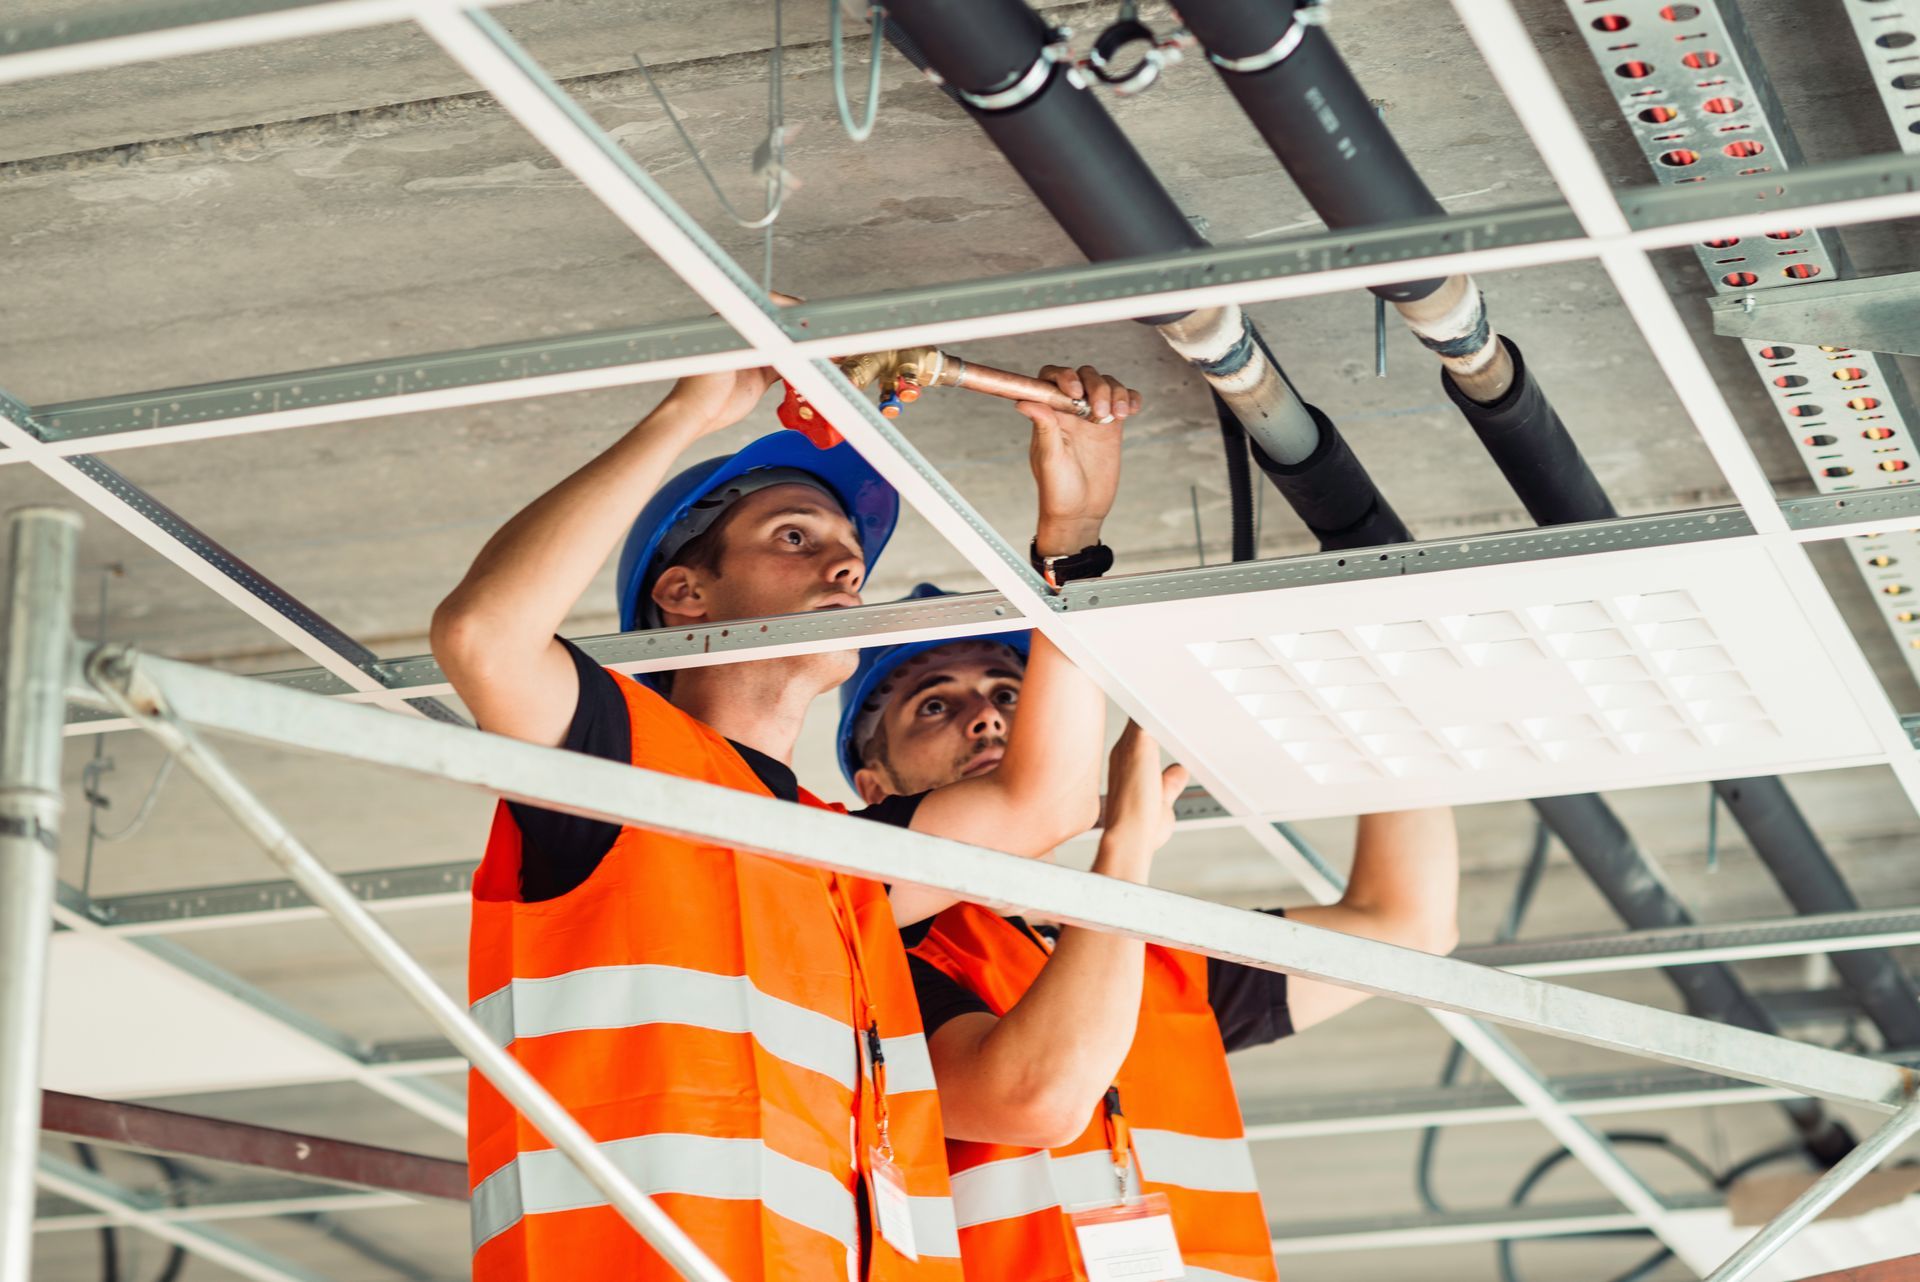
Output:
[
  {"xmin": 1268, "ymin": 1199, "xmax": 1704, "ymax": 1256},
  {"xmin": 1241, "ymin": 1055, "xmax": 1920, "ymax": 1143},
  {"xmin": 59, "ymin": 489, "xmax": 1920, "ymax": 736},
  {"xmin": 47, "ymin": 882, "xmax": 468, "ymax": 1137},
  {"xmin": 0, "ymin": 0, "xmax": 524, "ymax": 86},
  {"xmin": 0, "ymin": 394, "xmax": 462, "ymax": 727},
  {"xmin": 21, "ymin": 150, "xmax": 1920, "ymax": 460},
  {"xmin": 1462, "ymin": 907, "xmax": 1920, "ymax": 977},
  {"xmin": 35, "ymin": 1154, "xmax": 325, "ymax": 1282},
  {"xmin": 84, "ymin": 645, "xmax": 1920, "ymax": 1116},
  {"xmin": 35, "ymin": 1182, "xmax": 415, "ymax": 1234}
]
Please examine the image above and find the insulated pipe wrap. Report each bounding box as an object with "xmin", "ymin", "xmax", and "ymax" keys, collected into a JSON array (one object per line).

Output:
[
  {"xmin": 1442, "ymin": 336, "xmax": 1616, "ymax": 526},
  {"xmin": 1177, "ymin": 4, "xmax": 1444, "ymax": 301},
  {"xmin": 1248, "ymin": 405, "xmax": 1411, "ymax": 549},
  {"xmin": 1530, "ymin": 794, "xmax": 1778, "ymax": 1033},
  {"xmin": 1712, "ymin": 777, "xmax": 1920, "ymax": 1049}
]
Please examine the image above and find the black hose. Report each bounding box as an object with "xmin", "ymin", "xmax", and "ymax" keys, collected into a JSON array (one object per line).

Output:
[
  {"xmin": 148, "ymin": 1156, "xmax": 188, "ymax": 1282},
  {"xmin": 1415, "ymin": 822, "xmax": 1549, "ymax": 1214},
  {"xmin": 1713, "ymin": 777, "xmax": 1920, "ymax": 1049},
  {"xmin": 1495, "ymin": 1136, "xmax": 1811, "ymax": 1282},
  {"xmin": 72, "ymin": 1143, "xmax": 122, "ymax": 1282},
  {"xmin": 1214, "ymin": 393, "xmax": 1257, "ymax": 562},
  {"xmin": 1441, "ymin": 337, "xmax": 1617, "ymax": 526},
  {"xmin": 1247, "ymin": 405, "xmax": 1411, "ymax": 549}
]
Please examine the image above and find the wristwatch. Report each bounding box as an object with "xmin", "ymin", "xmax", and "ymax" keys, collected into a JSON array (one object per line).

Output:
[{"xmin": 1030, "ymin": 539, "xmax": 1115, "ymax": 589}]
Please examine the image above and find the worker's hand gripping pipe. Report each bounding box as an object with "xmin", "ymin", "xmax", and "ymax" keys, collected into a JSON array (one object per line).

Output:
[{"xmin": 778, "ymin": 346, "xmax": 1104, "ymax": 447}]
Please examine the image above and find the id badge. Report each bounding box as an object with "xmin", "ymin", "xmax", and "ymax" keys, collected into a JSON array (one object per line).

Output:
[
  {"xmin": 1068, "ymin": 1191, "xmax": 1185, "ymax": 1281},
  {"xmin": 870, "ymin": 1151, "xmax": 919, "ymax": 1261}
]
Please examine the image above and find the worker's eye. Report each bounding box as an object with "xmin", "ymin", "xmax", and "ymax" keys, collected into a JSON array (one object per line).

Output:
[
  {"xmin": 776, "ymin": 526, "xmax": 806, "ymax": 547},
  {"xmin": 992, "ymin": 686, "xmax": 1019, "ymax": 708},
  {"xmin": 918, "ymin": 698, "xmax": 947, "ymax": 718}
]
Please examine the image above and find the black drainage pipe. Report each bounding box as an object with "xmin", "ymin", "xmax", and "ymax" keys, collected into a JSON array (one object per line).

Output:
[
  {"xmin": 886, "ymin": 0, "xmax": 1396, "ymax": 524},
  {"xmin": 1712, "ymin": 778, "xmax": 1920, "ymax": 1049},
  {"xmin": 1531, "ymin": 795, "xmax": 1856, "ymax": 1165},
  {"xmin": 1439, "ymin": 337, "xmax": 1618, "ymax": 527}
]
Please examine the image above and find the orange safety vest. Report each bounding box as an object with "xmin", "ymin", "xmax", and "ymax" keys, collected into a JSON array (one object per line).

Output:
[
  {"xmin": 912, "ymin": 904, "xmax": 1278, "ymax": 1282},
  {"xmin": 467, "ymin": 671, "xmax": 962, "ymax": 1282}
]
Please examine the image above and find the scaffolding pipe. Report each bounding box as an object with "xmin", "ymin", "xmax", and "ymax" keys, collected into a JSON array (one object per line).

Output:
[
  {"xmin": 1705, "ymin": 1096, "xmax": 1920, "ymax": 1282},
  {"xmin": 1532, "ymin": 794, "xmax": 1855, "ymax": 1164},
  {"xmin": 885, "ymin": 0, "xmax": 1375, "ymax": 477},
  {"xmin": 1712, "ymin": 778, "xmax": 1920, "ymax": 1049},
  {"xmin": 0, "ymin": 506, "xmax": 78, "ymax": 1282},
  {"xmin": 85, "ymin": 651, "xmax": 731, "ymax": 1282}
]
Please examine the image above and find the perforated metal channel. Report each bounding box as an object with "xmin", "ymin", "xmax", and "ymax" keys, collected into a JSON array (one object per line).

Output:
[
  {"xmin": 1841, "ymin": 0, "xmax": 1920, "ymax": 154},
  {"xmin": 1567, "ymin": 0, "xmax": 1920, "ymax": 672}
]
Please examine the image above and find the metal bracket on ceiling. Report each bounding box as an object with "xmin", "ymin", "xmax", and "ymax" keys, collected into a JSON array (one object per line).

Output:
[{"xmin": 1710, "ymin": 272, "xmax": 1920, "ymax": 358}]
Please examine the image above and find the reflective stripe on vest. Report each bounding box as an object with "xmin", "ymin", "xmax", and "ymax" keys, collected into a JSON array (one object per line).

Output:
[
  {"xmin": 466, "ymin": 671, "xmax": 962, "ymax": 1281},
  {"xmin": 469, "ymin": 962, "xmax": 935, "ymax": 1094},
  {"xmin": 472, "ymin": 1132, "xmax": 962, "ymax": 1260},
  {"xmin": 911, "ymin": 903, "xmax": 1278, "ymax": 1282},
  {"xmin": 949, "ymin": 1131, "xmax": 1258, "ymax": 1229}
]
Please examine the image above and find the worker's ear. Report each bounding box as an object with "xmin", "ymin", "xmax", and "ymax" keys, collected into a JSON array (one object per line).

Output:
[
  {"xmin": 649, "ymin": 566, "xmax": 710, "ymax": 626},
  {"xmin": 852, "ymin": 765, "xmax": 890, "ymax": 806}
]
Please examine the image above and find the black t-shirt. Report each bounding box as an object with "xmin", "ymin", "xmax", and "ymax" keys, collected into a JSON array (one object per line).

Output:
[
  {"xmin": 504, "ymin": 644, "xmax": 1293, "ymax": 1052},
  {"xmin": 867, "ymin": 796, "xmax": 1296, "ymax": 1054},
  {"xmin": 505, "ymin": 639, "xmax": 807, "ymax": 902}
]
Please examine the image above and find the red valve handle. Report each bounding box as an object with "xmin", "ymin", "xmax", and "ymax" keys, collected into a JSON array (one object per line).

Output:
[{"xmin": 775, "ymin": 380, "xmax": 844, "ymax": 449}]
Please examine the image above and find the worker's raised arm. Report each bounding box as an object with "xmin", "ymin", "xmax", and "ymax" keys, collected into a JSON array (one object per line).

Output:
[
  {"xmin": 926, "ymin": 725, "xmax": 1187, "ymax": 1148},
  {"xmin": 431, "ymin": 365, "xmax": 780, "ymax": 745},
  {"xmin": 1282, "ymin": 807, "xmax": 1461, "ymax": 1031},
  {"xmin": 898, "ymin": 366, "xmax": 1139, "ymax": 863}
]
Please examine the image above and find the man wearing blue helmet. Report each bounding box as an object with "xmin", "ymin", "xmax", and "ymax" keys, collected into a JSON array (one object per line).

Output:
[
  {"xmin": 846, "ymin": 558, "xmax": 1458, "ymax": 1279},
  {"xmin": 433, "ymin": 340, "xmax": 1142, "ymax": 1282}
]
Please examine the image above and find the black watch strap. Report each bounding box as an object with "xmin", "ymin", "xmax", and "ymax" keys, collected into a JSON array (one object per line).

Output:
[{"xmin": 1030, "ymin": 539, "xmax": 1115, "ymax": 589}]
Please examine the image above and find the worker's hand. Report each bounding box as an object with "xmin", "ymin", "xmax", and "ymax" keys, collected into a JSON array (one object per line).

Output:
[
  {"xmin": 657, "ymin": 292, "xmax": 805, "ymax": 436},
  {"xmin": 1099, "ymin": 721, "xmax": 1189, "ymax": 856},
  {"xmin": 1025, "ymin": 365, "xmax": 1142, "ymax": 557}
]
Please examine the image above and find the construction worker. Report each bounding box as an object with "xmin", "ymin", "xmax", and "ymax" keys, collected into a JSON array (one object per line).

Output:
[
  {"xmin": 842, "ymin": 604, "xmax": 1459, "ymax": 1273},
  {"xmin": 432, "ymin": 347, "xmax": 1141, "ymax": 1281}
]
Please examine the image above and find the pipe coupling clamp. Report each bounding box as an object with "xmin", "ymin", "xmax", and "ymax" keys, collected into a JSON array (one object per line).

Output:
[
  {"xmin": 1206, "ymin": 9, "xmax": 1308, "ymax": 73},
  {"xmin": 957, "ymin": 32, "xmax": 1078, "ymax": 111}
]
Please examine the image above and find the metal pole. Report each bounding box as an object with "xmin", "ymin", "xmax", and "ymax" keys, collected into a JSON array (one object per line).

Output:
[
  {"xmin": 93, "ymin": 645, "xmax": 1917, "ymax": 1115},
  {"xmin": 84, "ymin": 654, "xmax": 731, "ymax": 1282},
  {"xmin": 1705, "ymin": 1096, "xmax": 1920, "ymax": 1282},
  {"xmin": 0, "ymin": 505, "xmax": 79, "ymax": 1282}
]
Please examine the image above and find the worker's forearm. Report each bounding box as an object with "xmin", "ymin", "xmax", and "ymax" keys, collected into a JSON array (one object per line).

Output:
[
  {"xmin": 1346, "ymin": 807, "xmax": 1461, "ymax": 946},
  {"xmin": 974, "ymin": 832, "xmax": 1151, "ymax": 1111},
  {"xmin": 441, "ymin": 403, "xmax": 707, "ymax": 646},
  {"xmin": 995, "ymin": 632, "xmax": 1104, "ymax": 814}
]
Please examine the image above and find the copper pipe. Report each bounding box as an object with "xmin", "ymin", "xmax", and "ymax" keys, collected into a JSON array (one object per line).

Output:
[{"xmin": 835, "ymin": 348, "xmax": 1106, "ymax": 420}]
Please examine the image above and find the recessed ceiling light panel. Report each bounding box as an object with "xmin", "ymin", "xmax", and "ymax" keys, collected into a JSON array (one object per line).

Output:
[{"xmin": 1078, "ymin": 543, "xmax": 1885, "ymax": 817}]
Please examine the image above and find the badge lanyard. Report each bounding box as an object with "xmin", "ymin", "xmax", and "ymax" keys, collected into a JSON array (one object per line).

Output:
[
  {"xmin": 1017, "ymin": 920, "xmax": 1186, "ymax": 1281},
  {"xmin": 831, "ymin": 876, "xmax": 918, "ymax": 1260}
]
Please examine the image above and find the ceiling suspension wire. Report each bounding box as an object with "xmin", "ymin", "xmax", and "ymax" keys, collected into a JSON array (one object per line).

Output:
[
  {"xmin": 830, "ymin": 0, "xmax": 884, "ymax": 142},
  {"xmin": 628, "ymin": 0, "xmax": 789, "ymax": 234}
]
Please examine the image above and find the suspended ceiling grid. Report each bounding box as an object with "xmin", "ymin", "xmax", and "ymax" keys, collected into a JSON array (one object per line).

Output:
[{"xmin": 8, "ymin": 0, "xmax": 1920, "ymax": 1279}]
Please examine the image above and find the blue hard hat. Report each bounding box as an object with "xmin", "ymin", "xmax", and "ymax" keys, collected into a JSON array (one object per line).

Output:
[
  {"xmin": 836, "ymin": 583, "xmax": 1032, "ymax": 789},
  {"xmin": 616, "ymin": 430, "xmax": 900, "ymax": 636}
]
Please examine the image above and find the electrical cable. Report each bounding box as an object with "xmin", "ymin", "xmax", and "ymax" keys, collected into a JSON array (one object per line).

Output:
[
  {"xmin": 1213, "ymin": 392, "xmax": 1256, "ymax": 563},
  {"xmin": 1414, "ymin": 821, "xmax": 1551, "ymax": 1213},
  {"xmin": 72, "ymin": 1143, "xmax": 121, "ymax": 1282},
  {"xmin": 830, "ymin": 1, "xmax": 884, "ymax": 142},
  {"xmin": 1494, "ymin": 1134, "xmax": 1811, "ymax": 1282}
]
